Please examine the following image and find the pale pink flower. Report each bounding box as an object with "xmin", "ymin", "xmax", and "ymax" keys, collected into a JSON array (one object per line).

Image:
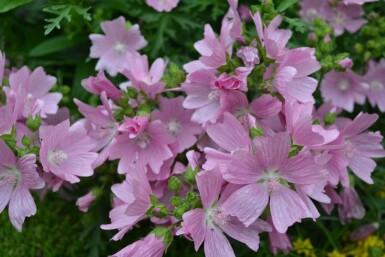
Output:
[
  {"xmin": 76, "ymin": 192, "xmax": 96, "ymax": 212},
  {"xmin": 4, "ymin": 66, "xmax": 61, "ymax": 118},
  {"xmin": 320, "ymin": 70, "xmax": 365, "ymax": 112},
  {"xmin": 182, "ymin": 70, "xmax": 245, "ymax": 124},
  {"xmin": 323, "ymin": 3, "xmax": 367, "ymax": 36},
  {"xmin": 81, "ymin": 70, "xmax": 122, "ymax": 102},
  {"xmin": 109, "ymin": 116, "xmax": 174, "ymax": 174},
  {"xmin": 121, "ymin": 55, "xmax": 167, "ymax": 99},
  {"xmin": 146, "ymin": 0, "xmax": 179, "ymax": 12},
  {"xmin": 152, "ymin": 96, "xmax": 202, "ymax": 154},
  {"xmin": 338, "ymin": 187, "xmax": 365, "ymax": 224},
  {"xmin": 74, "ymin": 92, "xmax": 118, "ymax": 168},
  {"xmin": 321, "ymin": 185, "xmax": 343, "ymax": 214},
  {"xmin": 252, "ymin": 13, "xmax": 292, "ymax": 59},
  {"xmin": 343, "ymin": 0, "xmax": 378, "ymax": 5},
  {"xmin": 177, "ymin": 169, "xmax": 270, "ymax": 256},
  {"xmin": 299, "ymin": 0, "xmax": 326, "ymax": 22},
  {"xmin": 0, "ymin": 139, "xmax": 45, "ymax": 231},
  {"xmin": 237, "ymin": 46, "xmax": 260, "ymax": 68},
  {"xmin": 0, "ymin": 103, "xmax": 16, "ymax": 136},
  {"xmin": 336, "ymin": 112, "xmax": 385, "ymax": 184},
  {"xmin": 101, "ymin": 165, "xmax": 151, "ymax": 240},
  {"xmin": 265, "ymin": 48, "xmax": 321, "ymax": 104},
  {"xmin": 221, "ymin": 133, "xmax": 327, "ymax": 232},
  {"xmin": 362, "ymin": 59, "xmax": 385, "ymax": 111},
  {"xmin": 89, "ymin": 17, "xmax": 147, "ymax": 76},
  {"xmin": 39, "ymin": 120, "xmax": 98, "ymax": 183},
  {"xmin": 111, "ymin": 234, "xmax": 165, "ymax": 257}
]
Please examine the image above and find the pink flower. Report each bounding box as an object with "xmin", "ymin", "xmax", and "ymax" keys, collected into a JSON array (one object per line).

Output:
[
  {"xmin": 323, "ymin": 3, "xmax": 367, "ymax": 36},
  {"xmin": 300, "ymin": 0, "xmax": 326, "ymax": 22},
  {"xmin": 266, "ymin": 216, "xmax": 292, "ymax": 255},
  {"xmin": 76, "ymin": 192, "xmax": 96, "ymax": 212},
  {"xmin": 265, "ymin": 48, "xmax": 321, "ymax": 104},
  {"xmin": 221, "ymin": 133, "xmax": 327, "ymax": 232},
  {"xmin": 343, "ymin": 0, "xmax": 378, "ymax": 5},
  {"xmin": 4, "ymin": 66, "xmax": 61, "ymax": 118},
  {"xmin": 146, "ymin": 0, "xmax": 179, "ymax": 12},
  {"xmin": 152, "ymin": 96, "xmax": 202, "ymax": 154},
  {"xmin": 184, "ymin": 25, "xmax": 227, "ymax": 73},
  {"xmin": 109, "ymin": 116, "xmax": 174, "ymax": 174},
  {"xmin": 0, "ymin": 139, "xmax": 45, "ymax": 231},
  {"xmin": 362, "ymin": 59, "xmax": 385, "ymax": 111},
  {"xmin": 101, "ymin": 165, "xmax": 151, "ymax": 240},
  {"xmin": 336, "ymin": 112, "xmax": 385, "ymax": 184},
  {"xmin": 89, "ymin": 17, "xmax": 147, "ymax": 76},
  {"xmin": 177, "ymin": 169, "xmax": 270, "ymax": 256},
  {"xmin": 183, "ymin": 70, "xmax": 245, "ymax": 124},
  {"xmin": 111, "ymin": 234, "xmax": 165, "ymax": 257},
  {"xmin": 121, "ymin": 55, "xmax": 167, "ymax": 99},
  {"xmin": 338, "ymin": 187, "xmax": 365, "ymax": 224},
  {"xmin": 237, "ymin": 46, "xmax": 260, "ymax": 68},
  {"xmin": 0, "ymin": 103, "xmax": 16, "ymax": 136},
  {"xmin": 320, "ymin": 70, "xmax": 365, "ymax": 112},
  {"xmin": 81, "ymin": 70, "xmax": 122, "ymax": 102},
  {"xmin": 252, "ymin": 13, "xmax": 292, "ymax": 59},
  {"xmin": 39, "ymin": 120, "xmax": 98, "ymax": 184},
  {"xmin": 339, "ymin": 57, "xmax": 353, "ymax": 69}
]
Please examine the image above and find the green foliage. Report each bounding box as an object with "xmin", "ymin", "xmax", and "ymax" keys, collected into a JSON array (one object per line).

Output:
[{"xmin": 0, "ymin": 0, "xmax": 32, "ymax": 13}]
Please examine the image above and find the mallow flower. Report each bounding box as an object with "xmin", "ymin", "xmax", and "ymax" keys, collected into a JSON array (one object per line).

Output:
[
  {"xmin": 39, "ymin": 119, "xmax": 98, "ymax": 184},
  {"xmin": 221, "ymin": 133, "xmax": 327, "ymax": 233},
  {"xmin": 0, "ymin": 139, "xmax": 45, "ymax": 231},
  {"xmin": 89, "ymin": 16, "xmax": 147, "ymax": 76}
]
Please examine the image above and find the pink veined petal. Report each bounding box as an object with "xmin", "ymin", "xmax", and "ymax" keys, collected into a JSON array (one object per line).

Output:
[
  {"xmin": 250, "ymin": 94, "xmax": 282, "ymax": 118},
  {"xmin": 149, "ymin": 58, "xmax": 166, "ymax": 83},
  {"xmin": 285, "ymin": 77, "xmax": 317, "ymax": 104},
  {"xmin": 280, "ymin": 153, "xmax": 327, "ymax": 185},
  {"xmin": 348, "ymin": 155, "xmax": 376, "ymax": 184},
  {"xmin": 253, "ymin": 132, "xmax": 291, "ymax": 171},
  {"xmin": 204, "ymin": 227, "xmax": 235, "ymax": 257},
  {"xmin": 179, "ymin": 208, "xmax": 206, "ymax": 251},
  {"xmin": 0, "ymin": 139, "xmax": 16, "ymax": 166},
  {"xmin": 9, "ymin": 184, "xmax": 37, "ymax": 231},
  {"xmin": 221, "ymin": 183, "xmax": 269, "ymax": 227},
  {"xmin": 222, "ymin": 216, "xmax": 266, "ymax": 251},
  {"xmin": 196, "ymin": 169, "xmax": 222, "ymax": 208},
  {"xmin": 342, "ymin": 112, "xmax": 378, "ymax": 137},
  {"xmin": 18, "ymin": 154, "xmax": 45, "ymax": 190},
  {"xmin": 206, "ymin": 112, "xmax": 249, "ymax": 152},
  {"xmin": 0, "ymin": 180, "xmax": 13, "ymax": 213},
  {"xmin": 224, "ymin": 150, "xmax": 264, "ymax": 184},
  {"xmin": 270, "ymin": 185, "xmax": 310, "ymax": 233}
]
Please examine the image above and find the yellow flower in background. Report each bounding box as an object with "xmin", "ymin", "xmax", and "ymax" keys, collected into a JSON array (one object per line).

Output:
[
  {"xmin": 293, "ymin": 238, "xmax": 316, "ymax": 257},
  {"xmin": 327, "ymin": 250, "xmax": 346, "ymax": 257},
  {"xmin": 348, "ymin": 235, "xmax": 385, "ymax": 257}
]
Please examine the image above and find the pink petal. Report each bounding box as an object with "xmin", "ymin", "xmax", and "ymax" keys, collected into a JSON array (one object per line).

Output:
[
  {"xmin": 204, "ymin": 227, "xmax": 235, "ymax": 257},
  {"xmin": 9, "ymin": 185, "xmax": 37, "ymax": 231},
  {"xmin": 196, "ymin": 170, "xmax": 222, "ymax": 208}
]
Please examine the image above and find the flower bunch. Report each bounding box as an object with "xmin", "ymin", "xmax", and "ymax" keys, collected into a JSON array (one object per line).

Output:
[{"xmin": 1, "ymin": 0, "xmax": 384, "ymax": 256}]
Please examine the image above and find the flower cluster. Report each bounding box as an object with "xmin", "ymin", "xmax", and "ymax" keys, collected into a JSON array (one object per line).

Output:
[{"xmin": 1, "ymin": 0, "xmax": 384, "ymax": 256}]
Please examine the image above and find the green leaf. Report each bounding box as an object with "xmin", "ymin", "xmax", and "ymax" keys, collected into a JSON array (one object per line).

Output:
[
  {"xmin": 283, "ymin": 17, "xmax": 308, "ymax": 33},
  {"xmin": 29, "ymin": 36, "xmax": 79, "ymax": 57},
  {"xmin": 276, "ymin": 0, "xmax": 300, "ymax": 12},
  {"xmin": 0, "ymin": 0, "xmax": 32, "ymax": 13}
]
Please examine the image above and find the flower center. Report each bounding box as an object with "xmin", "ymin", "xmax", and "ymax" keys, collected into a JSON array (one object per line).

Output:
[
  {"xmin": 208, "ymin": 90, "xmax": 221, "ymax": 101},
  {"xmin": 344, "ymin": 138, "xmax": 355, "ymax": 158},
  {"xmin": 48, "ymin": 150, "xmax": 68, "ymax": 166},
  {"xmin": 114, "ymin": 41, "xmax": 126, "ymax": 54},
  {"xmin": 1, "ymin": 167, "xmax": 21, "ymax": 186},
  {"xmin": 136, "ymin": 134, "xmax": 150, "ymax": 149},
  {"xmin": 370, "ymin": 80, "xmax": 384, "ymax": 91},
  {"xmin": 263, "ymin": 171, "xmax": 281, "ymax": 193},
  {"xmin": 207, "ymin": 207, "xmax": 230, "ymax": 228},
  {"xmin": 338, "ymin": 79, "xmax": 350, "ymax": 91},
  {"xmin": 167, "ymin": 119, "xmax": 182, "ymax": 135}
]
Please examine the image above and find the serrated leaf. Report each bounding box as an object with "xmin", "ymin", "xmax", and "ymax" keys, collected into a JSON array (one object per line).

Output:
[
  {"xmin": 276, "ymin": 0, "xmax": 300, "ymax": 12},
  {"xmin": 29, "ymin": 36, "xmax": 79, "ymax": 57},
  {"xmin": 283, "ymin": 17, "xmax": 308, "ymax": 33},
  {"xmin": 0, "ymin": 0, "xmax": 32, "ymax": 13}
]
